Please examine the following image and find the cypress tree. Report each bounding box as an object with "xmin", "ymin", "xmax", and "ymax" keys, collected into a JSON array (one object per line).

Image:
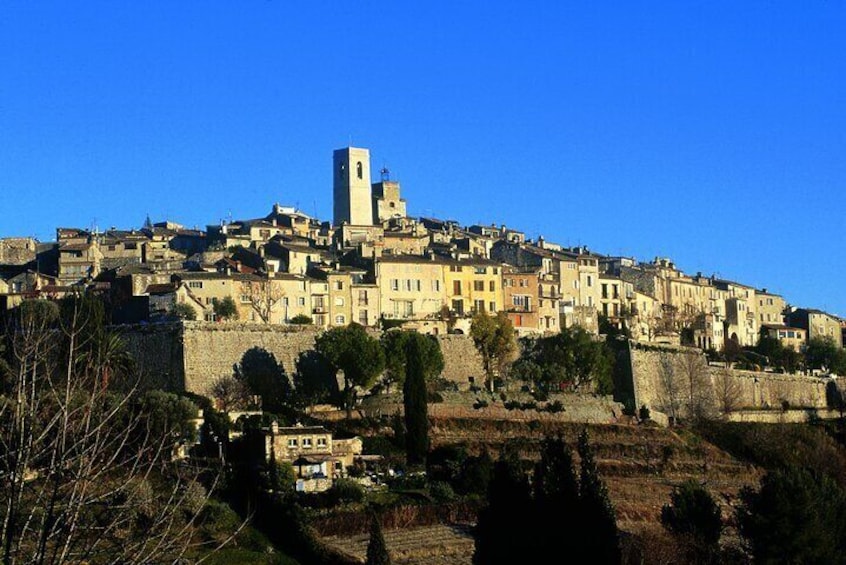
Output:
[
  {"xmin": 403, "ymin": 335, "xmax": 429, "ymax": 465},
  {"xmin": 365, "ymin": 513, "xmax": 391, "ymax": 565},
  {"xmin": 577, "ymin": 429, "xmax": 621, "ymax": 565},
  {"xmin": 533, "ymin": 436, "xmax": 581, "ymax": 561},
  {"xmin": 473, "ymin": 453, "xmax": 532, "ymax": 565}
]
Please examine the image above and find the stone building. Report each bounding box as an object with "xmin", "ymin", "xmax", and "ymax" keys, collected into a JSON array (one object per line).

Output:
[
  {"xmin": 265, "ymin": 423, "xmax": 363, "ymax": 492},
  {"xmin": 372, "ymin": 176, "xmax": 407, "ymax": 224},
  {"xmin": 333, "ymin": 146, "xmax": 373, "ymax": 226},
  {"xmin": 786, "ymin": 308, "xmax": 843, "ymax": 348}
]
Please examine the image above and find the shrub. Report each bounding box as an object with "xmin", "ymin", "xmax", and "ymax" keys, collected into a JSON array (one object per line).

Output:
[
  {"xmin": 430, "ymin": 481, "xmax": 457, "ymax": 502},
  {"xmin": 326, "ymin": 479, "xmax": 365, "ymax": 505},
  {"xmin": 545, "ymin": 400, "xmax": 564, "ymax": 413},
  {"xmin": 473, "ymin": 399, "xmax": 489, "ymax": 410}
]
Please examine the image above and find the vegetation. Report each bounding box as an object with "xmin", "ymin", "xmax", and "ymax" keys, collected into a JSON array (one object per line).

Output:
[
  {"xmin": 661, "ymin": 480, "xmax": 722, "ymax": 563},
  {"xmin": 234, "ymin": 346, "xmax": 293, "ymax": 415},
  {"xmin": 474, "ymin": 433, "xmax": 620, "ymax": 564},
  {"xmin": 381, "ymin": 330, "xmax": 444, "ymax": 393},
  {"xmin": 315, "ymin": 324, "xmax": 386, "ymax": 417},
  {"xmin": 365, "ymin": 513, "xmax": 391, "ymax": 565},
  {"xmin": 403, "ymin": 334, "xmax": 432, "ymax": 465},
  {"xmin": 805, "ymin": 336, "xmax": 846, "ymax": 374},
  {"xmin": 512, "ymin": 327, "xmax": 614, "ymax": 394},
  {"xmin": 172, "ymin": 302, "xmax": 197, "ymax": 320},
  {"xmin": 738, "ymin": 467, "xmax": 846, "ymax": 564},
  {"xmin": 469, "ymin": 311, "xmax": 517, "ymax": 392},
  {"xmin": 212, "ymin": 296, "xmax": 239, "ymax": 321},
  {"xmin": 289, "ymin": 314, "xmax": 313, "ymax": 325},
  {"xmin": 0, "ymin": 295, "xmax": 216, "ymax": 563}
]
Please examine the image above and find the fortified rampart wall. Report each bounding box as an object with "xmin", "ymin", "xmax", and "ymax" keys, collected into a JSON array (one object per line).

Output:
[{"xmin": 119, "ymin": 322, "xmax": 487, "ymax": 397}]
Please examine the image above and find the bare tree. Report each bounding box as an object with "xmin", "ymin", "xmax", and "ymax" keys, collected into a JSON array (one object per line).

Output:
[
  {"xmin": 210, "ymin": 375, "xmax": 251, "ymax": 412},
  {"xmin": 714, "ymin": 370, "xmax": 743, "ymax": 416},
  {"xmin": 242, "ymin": 278, "xmax": 284, "ymax": 323},
  {"xmin": 657, "ymin": 352, "xmax": 682, "ymax": 425},
  {"xmin": 0, "ymin": 298, "xmax": 221, "ymax": 564},
  {"xmin": 677, "ymin": 350, "xmax": 715, "ymax": 421}
]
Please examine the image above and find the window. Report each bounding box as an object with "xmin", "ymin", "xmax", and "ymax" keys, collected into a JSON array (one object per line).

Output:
[
  {"xmin": 334, "ymin": 280, "xmax": 344, "ymax": 290},
  {"xmin": 489, "ymin": 281, "xmax": 496, "ymax": 292},
  {"xmin": 474, "ymin": 280, "xmax": 484, "ymax": 292},
  {"xmin": 303, "ymin": 438, "xmax": 312, "ymax": 448},
  {"xmin": 489, "ymin": 301, "xmax": 496, "ymax": 312},
  {"xmin": 188, "ymin": 281, "xmax": 203, "ymax": 289},
  {"xmin": 587, "ymin": 276, "xmax": 593, "ymax": 287},
  {"xmin": 453, "ymin": 281, "xmax": 462, "ymax": 295},
  {"xmin": 432, "ymin": 280, "xmax": 441, "ymax": 292},
  {"xmin": 416, "ymin": 280, "xmax": 422, "ymax": 292},
  {"xmin": 334, "ymin": 297, "xmax": 344, "ymax": 306},
  {"xmin": 287, "ymin": 438, "xmax": 298, "ymax": 448},
  {"xmin": 317, "ymin": 437, "xmax": 327, "ymax": 447},
  {"xmin": 601, "ymin": 284, "xmax": 608, "ymax": 299},
  {"xmin": 335, "ymin": 315, "xmax": 346, "ymax": 325},
  {"xmin": 297, "ymin": 297, "xmax": 305, "ymax": 306},
  {"xmin": 474, "ymin": 299, "xmax": 485, "ymax": 312},
  {"xmin": 356, "ymin": 161, "xmax": 363, "ymax": 179},
  {"xmin": 359, "ymin": 310, "xmax": 368, "ymax": 325},
  {"xmin": 513, "ymin": 295, "xmax": 530, "ymax": 310},
  {"xmin": 391, "ymin": 279, "xmax": 399, "ymax": 291},
  {"xmin": 474, "ymin": 267, "xmax": 486, "ymax": 274}
]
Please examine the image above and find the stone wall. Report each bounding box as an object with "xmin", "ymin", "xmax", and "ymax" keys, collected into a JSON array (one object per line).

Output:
[
  {"xmin": 118, "ymin": 323, "xmax": 185, "ymax": 392},
  {"xmin": 436, "ymin": 334, "xmax": 486, "ymax": 390},
  {"xmin": 622, "ymin": 341, "xmax": 840, "ymax": 419},
  {"xmin": 119, "ymin": 323, "xmax": 486, "ymax": 397}
]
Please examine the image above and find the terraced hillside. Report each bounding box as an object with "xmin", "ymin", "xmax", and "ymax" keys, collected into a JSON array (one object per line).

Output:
[
  {"xmin": 320, "ymin": 418, "xmax": 762, "ymax": 564},
  {"xmin": 430, "ymin": 417, "xmax": 761, "ymax": 533}
]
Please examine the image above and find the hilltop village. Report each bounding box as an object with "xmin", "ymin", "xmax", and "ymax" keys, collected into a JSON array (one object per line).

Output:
[
  {"xmin": 5, "ymin": 147, "xmax": 846, "ymax": 565},
  {"xmin": 0, "ymin": 146, "xmax": 842, "ymax": 354}
]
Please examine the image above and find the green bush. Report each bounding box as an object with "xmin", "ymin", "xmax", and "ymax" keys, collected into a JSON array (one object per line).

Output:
[
  {"xmin": 430, "ymin": 481, "xmax": 457, "ymax": 502},
  {"xmin": 326, "ymin": 479, "xmax": 365, "ymax": 505}
]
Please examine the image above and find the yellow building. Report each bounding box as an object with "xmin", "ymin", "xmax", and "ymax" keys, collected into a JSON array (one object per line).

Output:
[
  {"xmin": 376, "ymin": 255, "xmax": 446, "ymax": 321},
  {"xmin": 442, "ymin": 258, "xmax": 503, "ymax": 317}
]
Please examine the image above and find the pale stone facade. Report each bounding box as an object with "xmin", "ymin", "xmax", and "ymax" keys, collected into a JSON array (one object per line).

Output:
[{"xmin": 333, "ymin": 147, "xmax": 373, "ymax": 226}]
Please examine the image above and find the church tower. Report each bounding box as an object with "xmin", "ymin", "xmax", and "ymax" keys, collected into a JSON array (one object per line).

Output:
[{"xmin": 333, "ymin": 147, "xmax": 373, "ymax": 226}]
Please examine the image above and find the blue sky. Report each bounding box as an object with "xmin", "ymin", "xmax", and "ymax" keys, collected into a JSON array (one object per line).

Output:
[{"xmin": 1, "ymin": 2, "xmax": 844, "ymax": 315}]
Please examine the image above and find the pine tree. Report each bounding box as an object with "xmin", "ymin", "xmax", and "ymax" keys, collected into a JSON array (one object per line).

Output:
[
  {"xmin": 577, "ymin": 429, "xmax": 621, "ymax": 565},
  {"xmin": 403, "ymin": 335, "xmax": 429, "ymax": 465},
  {"xmin": 366, "ymin": 513, "xmax": 391, "ymax": 565}
]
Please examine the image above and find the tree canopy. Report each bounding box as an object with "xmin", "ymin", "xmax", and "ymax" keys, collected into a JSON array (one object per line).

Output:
[
  {"xmin": 234, "ymin": 346, "xmax": 292, "ymax": 414},
  {"xmin": 382, "ymin": 330, "xmax": 444, "ymax": 391},
  {"xmin": 470, "ymin": 311, "xmax": 517, "ymax": 391},
  {"xmin": 738, "ymin": 467, "xmax": 846, "ymax": 564},
  {"xmin": 314, "ymin": 324, "xmax": 385, "ymax": 415},
  {"xmin": 513, "ymin": 327, "xmax": 614, "ymax": 393}
]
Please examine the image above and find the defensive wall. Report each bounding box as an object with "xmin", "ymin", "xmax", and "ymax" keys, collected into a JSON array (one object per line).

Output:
[
  {"xmin": 118, "ymin": 322, "xmax": 487, "ymax": 397},
  {"xmin": 119, "ymin": 324, "xmax": 843, "ymax": 424},
  {"xmin": 614, "ymin": 340, "xmax": 843, "ymax": 421}
]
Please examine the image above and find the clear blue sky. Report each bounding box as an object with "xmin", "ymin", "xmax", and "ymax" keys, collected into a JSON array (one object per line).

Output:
[{"xmin": 1, "ymin": 2, "xmax": 844, "ymax": 315}]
